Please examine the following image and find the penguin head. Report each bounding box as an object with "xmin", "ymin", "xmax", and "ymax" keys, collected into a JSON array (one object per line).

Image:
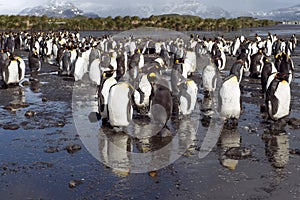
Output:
[{"xmin": 147, "ymin": 72, "xmax": 157, "ymax": 85}]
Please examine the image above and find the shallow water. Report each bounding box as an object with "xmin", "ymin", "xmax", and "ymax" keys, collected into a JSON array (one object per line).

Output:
[{"xmin": 1, "ymin": 25, "xmax": 300, "ymax": 199}]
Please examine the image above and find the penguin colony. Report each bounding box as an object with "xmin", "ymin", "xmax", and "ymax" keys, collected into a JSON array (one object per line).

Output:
[{"xmin": 0, "ymin": 30, "xmax": 297, "ymax": 133}]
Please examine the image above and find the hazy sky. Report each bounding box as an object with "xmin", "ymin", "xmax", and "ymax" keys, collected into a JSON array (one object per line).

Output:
[{"xmin": 0, "ymin": 0, "xmax": 298, "ymax": 15}]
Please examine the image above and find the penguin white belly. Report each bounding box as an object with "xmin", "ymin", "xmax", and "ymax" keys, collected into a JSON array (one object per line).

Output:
[
  {"xmin": 269, "ymin": 81, "xmax": 290, "ymax": 120},
  {"xmin": 134, "ymin": 74, "xmax": 152, "ymax": 107},
  {"xmin": 82, "ymin": 51, "xmax": 90, "ymax": 73},
  {"xmin": 185, "ymin": 51, "xmax": 197, "ymax": 73},
  {"xmin": 52, "ymin": 44, "xmax": 58, "ymax": 58},
  {"xmin": 89, "ymin": 59, "xmax": 101, "ymax": 85},
  {"xmin": 5, "ymin": 59, "xmax": 25, "ymax": 84},
  {"xmin": 138, "ymin": 54, "xmax": 144, "ymax": 69},
  {"xmin": 219, "ymin": 77, "xmax": 240, "ymax": 119},
  {"xmin": 74, "ymin": 57, "xmax": 86, "ymax": 81},
  {"xmin": 70, "ymin": 50, "xmax": 77, "ymax": 64},
  {"xmin": 179, "ymin": 80, "xmax": 198, "ymax": 115},
  {"xmin": 108, "ymin": 83, "xmax": 133, "ymax": 127},
  {"xmin": 202, "ymin": 64, "xmax": 217, "ymax": 92},
  {"xmin": 100, "ymin": 78, "xmax": 117, "ymax": 119},
  {"xmin": 182, "ymin": 63, "xmax": 190, "ymax": 79}
]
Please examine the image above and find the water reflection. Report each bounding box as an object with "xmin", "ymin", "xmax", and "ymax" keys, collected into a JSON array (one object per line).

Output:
[
  {"xmin": 97, "ymin": 115, "xmax": 198, "ymax": 175},
  {"xmin": 263, "ymin": 129, "xmax": 289, "ymax": 169},
  {"xmin": 218, "ymin": 127, "xmax": 241, "ymax": 170}
]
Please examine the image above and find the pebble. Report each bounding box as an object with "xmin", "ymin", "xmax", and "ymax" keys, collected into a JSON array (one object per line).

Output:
[
  {"xmin": 3, "ymin": 124, "xmax": 20, "ymax": 130},
  {"xmin": 56, "ymin": 121, "xmax": 65, "ymax": 127},
  {"xmin": 288, "ymin": 118, "xmax": 300, "ymax": 129},
  {"xmin": 289, "ymin": 149, "xmax": 300, "ymax": 155},
  {"xmin": 44, "ymin": 147, "xmax": 60, "ymax": 153},
  {"xmin": 25, "ymin": 110, "xmax": 36, "ymax": 117},
  {"xmin": 69, "ymin": 179, "xmax": 83, "ymax": 188},
  {"xmin": 42, "ymin": 97, "xmax": 48, "ymax": 102},
  {"xmin": 65, "ymin": 144, "xmax": 82, "ymax": 154},
  {"xmin": 225, "ymin": 147, "xmax": 252, "ymax": 159}
]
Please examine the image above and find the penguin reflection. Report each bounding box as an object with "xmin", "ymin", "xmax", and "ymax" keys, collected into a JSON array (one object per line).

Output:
[
  {"xmin": 264, "ymin": 130, "xmax": 289, "ymax": 169},
  {"xmin": 218, "ymin": 128, "xmax": 241, "ymax": 170},
  {"xmin": 98, "ymin": 129, "xmax": 132, "ymax": 177}
]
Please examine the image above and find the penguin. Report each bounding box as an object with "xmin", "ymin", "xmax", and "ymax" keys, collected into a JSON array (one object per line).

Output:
[
  {"xmin": 231, "ymin": 36, "xmax": 241, "ymax": 56},
  {"xmin": 265, "ymin": 73, "xmax": 291, "ymax": 121},
  {"xmin": 261, "ymin": 57, "xmax": 277, "ymax": 93},
  {"xmin": 0, "ymin": 51, "xmax": 9, "ymax": 88},
  {"xmin": 97, "ymin": 70, "xmax": 117, "ymax": 123},
  {"xmin": 229, "ymin": 59, "xmax": 245, "ymax": 83},
  {"xmin": 28, "ymin": 48, "xmax": 41, "ymax": 74},
  {"xmin": 107, "ymin": 82, "xmax": 134, "ymax": 127},
  {"xmin": 3, "ymin": 55, "xmax": 25, "ymax": 85},
  {"xmin": 148, "ymin": 73, "xmax": 173, "ymax": 128},
  {"xmin": 89, "ymin": 58, "xmax": 101, "ymax": 85},
  {"xmin": 236, "ymin": 48, "xmax": 250, "ymax": 73},
  {"xmin": 60, "ymin": 49, "xmax": 73, "ymax": 76},
  {"xmin": 183, "ymin": 50, "xmax": 197, "ymax": 77},
  {"xmin": 74, "ymin": 49, "xmax": 88, "ymax": 81},
  {"xmin": 211, "ymin": 44, "xmax": 226, "ymax": 71},
  {"xmin": 133, "ymin": 72, "xmax": 152, "ymax": 115},
  {"xmin": 202, "ymin": 61, "xmax": 219, "ymax": 97},
  {"xmin": 178, "ymin": 79, "xmax": 198, "ymax": 115},
  {"xmin": 218, "ymin": 74, "xmax": 241, "ymax": 126},
  {"xmin": 89, "ymin": 45, "xmax": 101, "ymax": 69},
  {"xmin": 249, "ymin": 49, "xmax": 264, "ymax": 78},
  {"xmin": 274, "ymin": 53, "xmax": 294, "ymax": 84},
  {"xmin": 116, "ymin": 52, "xmax": 127, "ymax": 81}
]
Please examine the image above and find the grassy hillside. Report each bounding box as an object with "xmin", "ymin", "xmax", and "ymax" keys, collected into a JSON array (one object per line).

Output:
[{"xmin": 0, "ymin": 15, "xmax": 279, "ymax": 31}]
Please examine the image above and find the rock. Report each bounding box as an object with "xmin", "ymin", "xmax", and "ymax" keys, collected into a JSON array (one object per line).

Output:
[
  {"xmin": 69, "ymin": 179, "xmax": 83, "ymax": 188},
  {"xmin": 42, "ymin": 97, "xmax": 48, "ymax": 102},
  {"xmin": 56, "ymin": 121, "xmax": 65, "ymax": 127},
  {"xmin": 3, "ymin": 124, "xmax": 20, "ymax": 130},
  {"xmin": 25, "ymin": 110, "xmax": 36, "ymax": 117},
  {"xmin": 44, "ymin": 147, "xmax": 60, "ymax": 153},
  {"xmin": 65, "ymin": 144, "xmax": 82, "ymax": 154},
  {"xmin": 289, "ymin": 148, "xmax": 300, "ymax": 155},
  {"xmin": 288, "ymin": 118, "xmax": 300, "ymax": 129},
  {"xmin": 225, "ymin": 147, "xmax": 252, "ymax": 159}
]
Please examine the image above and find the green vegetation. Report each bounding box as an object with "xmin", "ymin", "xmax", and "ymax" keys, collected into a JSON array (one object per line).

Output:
[{"xmin": 0, "ymin": 14, "xmax": 279, "ymax": 31}]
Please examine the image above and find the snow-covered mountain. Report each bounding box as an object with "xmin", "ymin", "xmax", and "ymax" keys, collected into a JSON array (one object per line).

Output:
[
  {"xmin": 17, "ymin": 0, "xmax": 300, "ymax": 21},
  {"xmin": 250, "ymin": 4, "xmax": 300, "ymax": 21},
  {"xmin": 96, "ymin": 1, "xmax": 231, "ymax": 18},
  {"xmin": 19, "ymin": 0, "xmax": 230, "ymax": 19},
  {"xmin": 19, "ymin": 0, "xmax": 98, "ymax": 18}
]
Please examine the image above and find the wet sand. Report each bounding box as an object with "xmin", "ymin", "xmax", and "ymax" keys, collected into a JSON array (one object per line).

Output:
[{"xmin": 1, "ymin": 28, "xmax": 300, "ymax": 199}]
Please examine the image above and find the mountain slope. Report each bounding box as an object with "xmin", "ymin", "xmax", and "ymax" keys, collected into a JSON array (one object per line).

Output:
[
  {"xmin": 19, "ymin": 0, "xmax": 230, "ymax": 19},
  {"xmin": 250, "ymin": 4, "xmax": 300, "ymax": 21},
  {"xmin": 96, "ymin": 1, "xmax": 231, "ymax": 18},
  {"xmin": 19, "ymin": 0, "xmax": 98, "ymax": 18}
]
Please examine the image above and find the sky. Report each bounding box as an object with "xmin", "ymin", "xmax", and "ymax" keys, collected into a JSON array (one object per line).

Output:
[{"xmin": 0, "ymin": 0, "xmax": 299, "ymax": 15}]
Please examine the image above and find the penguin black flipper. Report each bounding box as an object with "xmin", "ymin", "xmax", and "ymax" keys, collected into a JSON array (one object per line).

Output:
[
  {"xmin": 266, "ymin": 79, "xmax": 279, "ymax": 116},
  {"xmin": 3, "ymin": 60, "xmax": 10, "ymax": 84},
  {"xmin": 17, "ymin": 59, "xmax": 22, "ymax": 81},
  {"xmin": 127, "ymin": 85, "xmax": 134, "ymax": 122}
]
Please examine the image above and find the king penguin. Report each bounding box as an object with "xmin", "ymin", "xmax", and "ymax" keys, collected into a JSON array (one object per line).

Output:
[
  {"xmin": 98, "ymin": 70, "xmax": 117, "ymax": 123},
  {"xmin": 178, "ymin": 79, "xmax": 198, "ymax": 115},
  {"xmin": 107, "ymin": 82, "xmax": 134, "ymax": 128},
  {"xmin": 28, "ymin": 48, "xmax": 41, "ymax": 74},
  {"xmin": 202, "ymin": 61, "xmax": 219, "ymax": 97},
  {"xmin": 218, "ymin": 74, "xmax": 241, "ymax": 126},
  {"xmin": 265, "ymin": 73, "xmax": 291, "ymax": 121}
]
